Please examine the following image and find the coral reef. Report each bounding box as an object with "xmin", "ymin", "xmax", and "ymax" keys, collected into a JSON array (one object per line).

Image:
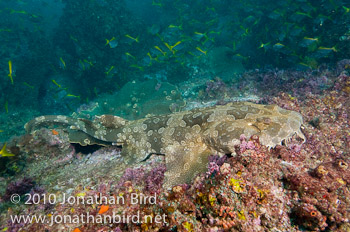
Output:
[
  {"xmin": 1, "ymin": 64, "xmax": 350, "ymax": 231},
  {"xmin": 2, "ymin": 177, "xmax": 36, "ymax": 202}
]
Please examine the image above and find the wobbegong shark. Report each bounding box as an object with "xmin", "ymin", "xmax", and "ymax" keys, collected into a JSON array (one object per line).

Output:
[{"xmin": 25, "ymin": 102, "xmax": 305, "ymax": 189}]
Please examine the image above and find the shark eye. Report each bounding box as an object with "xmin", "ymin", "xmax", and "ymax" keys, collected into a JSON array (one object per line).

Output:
[
  {"xmin": 257, "ymin": 117, "xmax": 271, "ymax": 124},
  {"xmin": 263, "ymin": 118, "xmax": 272, "ymax": 124}
]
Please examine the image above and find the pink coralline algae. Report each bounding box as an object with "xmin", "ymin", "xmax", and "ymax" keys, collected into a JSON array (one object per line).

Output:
[
  {"xmin": 117, "ymin": 164, "xmax": 166, "ymax": 194},
  {"xmin": 2, "ymin": 67, "xmax": 350, "ymax": 232},
  {"xmin": 2, "ymin": 177, "xmax": 36, "ymax": 201},
  {"xmin": 239, "ymin": 134, "xmax": 256, "ymax": 153}
]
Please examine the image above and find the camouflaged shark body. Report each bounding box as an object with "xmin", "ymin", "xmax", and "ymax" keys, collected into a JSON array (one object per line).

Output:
[{"xmin": 25, "ymin": 102, "xmax": 305, "ymax": 188}]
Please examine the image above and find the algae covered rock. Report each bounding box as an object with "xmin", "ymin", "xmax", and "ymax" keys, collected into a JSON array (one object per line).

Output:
[{"xmin": 78, "ymin": 79, "xmax": 185, "ymax": 120}]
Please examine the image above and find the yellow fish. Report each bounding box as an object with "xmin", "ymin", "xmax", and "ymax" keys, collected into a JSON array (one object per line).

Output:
[
  {"xmin": 105, "ymin": 37, "xmax": 118, "ymax": 48},
  {"xmin": 5, "ymin": 101, "xmax": 8, "ymax": 114},
  {"xmin": 105, "ymin": 66, "xmax": 116, "ymax": 76},
  {"xmin": 59, "ymin": 57, "xmax": 66, "ymax": 69},
  {"xmin": 195, "ymin": 46, "xmax": 207, "ymax": 55},
  {"xmin": 318, "ymin": 46, "xmax": 337, "ymax": 52},
  {"xmin": 258, "ymin": 42, "xmax": 270, "ymax": 49},
  {"xmin": 164, "ymin": 41, "xmax": 182, "ymax": 54},
  {"xmin": 130, "ymin": 64, "xmax": 144, "ymax": 71},
  {"xmin": 52, "ymin": 79, "xmax": 62, "ymax": 88},
  {"xmin": 154, "ymin": 46, "xmax": 166, "ymax": 56},
  {"xmin": 125, "ymin": 34, "xmax": 139, "ymax": 43},
  {"xmin": 147, "ymin": 52, "xmax": 158, "ymax": 62},
  {"xmin": 8, "ymin": 60, "xmax": 14, "ymax": 84},
  {"xmin": 125, "ymin": 52, "xmax": 136, "ymax": 59},
  {"xmin": 0, "ymin": 143, "xmax": 15, "ymax": 157},
  {"xmin": 168, "ymin": 24, "xmax": 182, "ymax": 30},
  {"xmin": 23, "ymin": 82, "xmax": 34, "ymax": 89},
  {"xmin": 66, "ymin": 94, "xmax": 80, "ymax": 99}
]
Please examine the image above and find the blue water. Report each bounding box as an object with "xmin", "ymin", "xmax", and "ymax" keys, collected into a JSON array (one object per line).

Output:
[{"xmin": 0, "ymin": 0, "xmax": 349, "ymax": 142}]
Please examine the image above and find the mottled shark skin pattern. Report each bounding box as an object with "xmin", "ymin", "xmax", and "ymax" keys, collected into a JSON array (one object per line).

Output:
[{"xmin": 25, "ymin": 102, "xmax": 305, "ymax": 189}]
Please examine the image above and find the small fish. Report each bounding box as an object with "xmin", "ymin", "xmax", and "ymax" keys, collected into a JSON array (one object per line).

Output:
[
  {"xmin": 125, "ymin": 52, "xmax": 136, "ymax": 60},
  {"xmin": 5, "ymin": 101, "xmax": 8, "ymax": 114},
  {"xmin": 0, "ymin": 143, "xmax": 15, "ymax": 157},
  {"xmin": 295, "ymin": 11, "xmax": 312, "ymax": 18},
  {"xmin": 105, "ymin": 37, "xmax": 118, "ymax": 48},
  {"xmin": 52, "ymin": 79, "xmax": 62, "ymax": 88},
  {"xmin": 78, "ymin": 59, "xmax": 93, "ymax": 71},
  {"xmin": 23, "ymin": 82, "xmax": 34, "ymax": 89},
  {"xmin": 301, "ymin": 37, "xmax": 318, "ymax": 46},
  {"xmin": 125, "ymin": 34, "xmax": 139, "ymax": 43},
  {"xmin": 98, "ymin": 205, "xmax": 109, "ymax": 214},
  {"xmin": 268, "ymin": 10, "xmax": 283, "ymax": 20},
  {"xmin": 130, "ymin": 64, "xmax": 144, "ymax": 71},
  {"xmin": 234, "ymin": 53, "xmax": 249, "ymax": 62},
  {"xmin": 59, "ymin": 57, "xmax": 66, "ymax": 69},
  {"xmin": 164, "ymin": 41, "xmax": 182, "ymax": 54},
  {"xmin": 258, "ymin": 42, "xmax": 271, "ymax": 49},
  {"xmin": 193, "ymin": 32, "xmax": 207, "ymax": 41},
  {"xmin": 154, "ymin": 46, "xmax": 166, "ymax": 56},
  {"xmin": 147, "ymin": 52, "xmax": 157, "ymax": 61},
  {"xmin": 66, "ymin": 94, "xmax": 80, "ymax": 99},
  {"xmin": 239, "ymin": 25, "xmax": 250, "ymax": 37},
  {"xmin": 296, "ymin": 62, "xmax": 312, "ymax": 71},
  {"xmin": 168, "ymin": 24, "xmax": 182, "ymax": 30},
  {"xmin": 343, "ymin": 6, "xmax": 350, "ymax": 14},
  {"xmin": 78, "ymin": 60, "xmax": 86, "ymax": 71},
  {"xmin": 0, "ymin": 130, "xmax": 4, "ymax": 133},
  {"xmin": 51, "ymin": 129, "xmax": 59, "ymax": 135},
  {"xmin": 312, "ymin": 46, "xmax": 337, "ymax": 58},
  {"xmin": 195, "ymin": 46, "xmax": 207, "ymax": 55},
  {"xmin": 105, "ymin": 66, "xmax": 117, "ymax": 77},
  {"xmin": 206, "ymin": 19, "xmax": 218, "ymax": 26},
  {"xmin": 142, "ymin": 54, "xmax": 152, "ymax": 66},
  {"xmin": 208, "ymin": 30, "xmax": 221, "ymax": 35},
  {"xmin": 8, "ymin": 60, "xmax": 14, "ymax": 84},
  {"xmin": 171, "ymin": 41, "xmax": 184, "ymax": 50},
  {"xmin": 273, "ymin": 43, "xmax": 285, "ymax": 50},
  {"xmin": 72, "ymin": 228, "xmax": 81, "ymax": 232},
  {"xmin": 291, "ymin": 11, "xmax": 312, "ymax": 22},
  {"xmin": 318, "ymin": 46, "xmax": 337, "ymax": 52}
]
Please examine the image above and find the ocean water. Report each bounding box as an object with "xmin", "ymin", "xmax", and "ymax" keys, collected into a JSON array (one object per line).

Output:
[{"xmin": 0, "ymin": 0, "xmax": 348, "ymax": 142}]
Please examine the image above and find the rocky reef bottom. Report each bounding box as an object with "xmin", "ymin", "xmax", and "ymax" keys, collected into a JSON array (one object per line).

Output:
[{"xmin": 0, "ymin": 64, "xmax": 350, "ymax": 232}]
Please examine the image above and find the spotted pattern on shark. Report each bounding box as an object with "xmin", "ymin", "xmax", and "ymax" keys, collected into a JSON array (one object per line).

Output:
[{"xmin": 25, "ymin": 102, "xmax": 305, "ymax": 189}]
